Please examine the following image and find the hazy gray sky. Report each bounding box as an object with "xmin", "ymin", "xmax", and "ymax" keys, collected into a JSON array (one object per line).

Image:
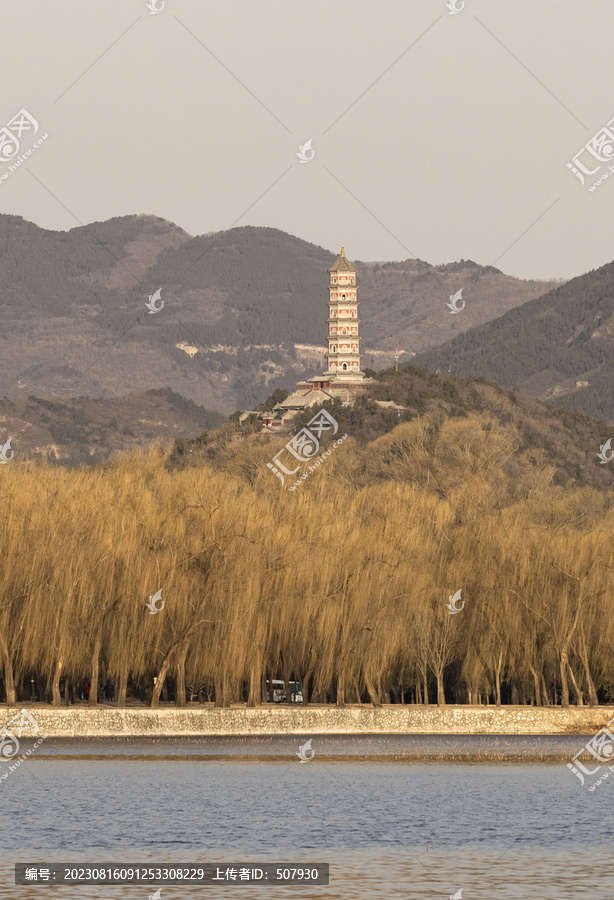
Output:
[{"xmin": 1, "ymin": 0, "xmax": 612, "ymax": 280}]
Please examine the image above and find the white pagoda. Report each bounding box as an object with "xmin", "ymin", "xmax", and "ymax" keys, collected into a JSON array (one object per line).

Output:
[
  {"xmin": 261, "ymin": 247, "xmax": 371, "ymax": 433},
  {"xmin": 323, "ymin": 245, "xmax": 364, "ymax": 380}
]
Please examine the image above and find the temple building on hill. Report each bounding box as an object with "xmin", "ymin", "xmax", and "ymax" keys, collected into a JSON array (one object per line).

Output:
[{"xmin": 260, "ymin": 246, "xmax": 373, "ymax": 433}]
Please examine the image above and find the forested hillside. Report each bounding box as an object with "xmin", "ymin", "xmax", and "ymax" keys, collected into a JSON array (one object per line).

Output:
[
  {"xmin": 414, "ymin": 259, "xmax": 614, "ymax": 423},
  {"xmin": 172, "ymin": 365, "xmax": 614, "ymax": 493}
]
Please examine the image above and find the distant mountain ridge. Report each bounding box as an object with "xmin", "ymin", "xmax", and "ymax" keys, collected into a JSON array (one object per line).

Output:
[
  {"xmin": 413, "ymin": 259, "xmax": 614, "ymax": 424},
  {"xmin": 0, "ymin": 389, "xmax": 223, "ymax": 466},
  {"xmin": 0, "ymin": 215, "xmax": 555, "ymax": 413}
]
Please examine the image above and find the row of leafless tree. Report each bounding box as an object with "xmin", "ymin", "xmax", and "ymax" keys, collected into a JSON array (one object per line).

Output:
[{"xmin": 1, "ymin": 413, "xmax": 613, "ymax": 708}]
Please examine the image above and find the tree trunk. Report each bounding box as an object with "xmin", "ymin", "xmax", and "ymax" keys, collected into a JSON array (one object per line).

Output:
[
  {"xmin": 89, "ymin": 637, "xmax": 101, "ymax": 706},
  {"xmin": 495, "ymin": 650, "xmax": 503, "ymax": 707},
  {"xmin": 117, "ymin": 662, "xmax": 129, "ymax": 708},
  {"xmin": 579, "ymin": 630, "xmax": 599, "ymax": 707},
  {"xmin": 529, "ymin": 665, "xmax": 541, "ymax": 706},
  {"xmin": 151, "ymin": 656, "xmax": 172, "ymax": 707},
  {"xmin": 336, "ymin": 671, "xmax": 345, "ymax": 708},
  {"xmin": 540, "ymin": 672, "xmax": 550, "ymax": 706},
  {"xmin": 422, "ymin": 667, "xmax": 429, "ymax": 705},
  {"xmin": 52, "ymin": 659, "xmax": 63, "ymax": 707},
  {"xmin": 566, "ymin": 659, "xmax": 583, "ymax": 706},
  {"xmin": 214, "ymin": 672, "xmax": 229, "ymax": 708},
  {"xmin": 416, "ymin": 679, "xmax": 422, "ymax": 705},
  {"xmin": 559, "ymin": 654, "xmax": 570, "ymax": 707},
  {"xmin": 283, "ymin": 668, "xmax": 291, "ymax": 705},
  {"xmin": 175, "ymin": 644, "xmax": 188, "ymax": 707},
  {"xmin": 302, "ymin": 671, "xmax": 312, "ymax": 707},
  {"xmin": 472, "ymin": 677, "xmax": 480, "ymax": 705},
  {"xmin": 64, "ymin": 677, "xmax": 71, "ymax": 706},
  {"xmin": 266, "ymin": 666, "xmax": 274, "ymax": 704},
  {"xmin": 436, "ymin": 672, "xmax": 446, "ymax": 706},
  {"xmin": 377, "ymin": 675, "xmax": 387, "ymax": 705},
  {"xmin": 364, "ymin": 672, "xmax": 381, "ymax": 707},
  {"xmin": 0, "ymin": 632, "xmax": 16, "ymax": 706},
  {"xmin": 247, "ymin": 661, "xmax": 260, "ymax": 708}
]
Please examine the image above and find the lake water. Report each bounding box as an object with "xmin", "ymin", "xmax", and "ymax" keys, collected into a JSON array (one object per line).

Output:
[{"xmin": 0, "ymin": 735, "xmax": 611, "ymax": 899}]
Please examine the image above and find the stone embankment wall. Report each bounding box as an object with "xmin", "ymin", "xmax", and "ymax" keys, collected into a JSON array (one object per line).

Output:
[{"xmin": 1, "ymin": 705, "xmax": 612, "ymax": 737}]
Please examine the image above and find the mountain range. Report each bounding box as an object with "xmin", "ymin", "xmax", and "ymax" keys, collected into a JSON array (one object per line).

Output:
[
  {"xmin": 0, "ymin": 389, "xmax": 224, "ymax": 466},
  {"xmin": 0, "ymin": 214, "xmax": 554, "ymax": 414},
  {"xmin": 414, "ymin": 259, "xmax": 614, "ymax": 424}
]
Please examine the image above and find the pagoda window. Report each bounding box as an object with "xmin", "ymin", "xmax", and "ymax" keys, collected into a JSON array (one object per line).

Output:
[
  {"xmin": 342, "ymin": 363, "xmax": 348, "ymax": 370},
  {"xmin": 341, "ymin": 294, "xmax": 346, "ymax": 300}
]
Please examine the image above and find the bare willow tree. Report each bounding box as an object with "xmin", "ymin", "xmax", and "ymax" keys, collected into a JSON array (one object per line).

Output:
[{"xmin": 0, "ymin": 414, "xmax": 613, "ymax": 708}]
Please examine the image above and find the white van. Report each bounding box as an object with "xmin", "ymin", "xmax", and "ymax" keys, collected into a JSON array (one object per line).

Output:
[{"xmin": 266, "ymin": 679, "xmax": 303, "ymax": 703}]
